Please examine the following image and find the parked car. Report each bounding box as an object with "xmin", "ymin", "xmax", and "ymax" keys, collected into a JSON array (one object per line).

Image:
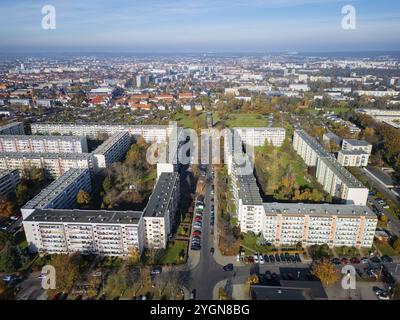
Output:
[
  {"xmin": 370, "ymin": 256, "xmax": 382, "ymax": 264},
  {"xmin": 377, "ymin": 293, "xmax": 390, "ymax": 300},
  {"xmin": 247, "ymin": 256, "xmax": 255, "ymax": 264},
  {"xmin": 381, "ymin": 255, "xmax": 393, "ymax": 263},
  {"xmin": 259, "ymin": 255, "xmax": 264, "ymax": 264},
  {"xmin": 192, "ymin": 230, "xmax": 201, "ymax": 236},
  {"xmin": 331, "ymin": 258, "xmax": 341, "ymax": 265},
  {"xmin": 264, "ymin": 254, "xmax": 270, "ymax": 263},
  {"xmin": 280, "ymin": 253, "xmax": 286, "ymax": 262},
  {"xmin": 210, "ymin": 247, "xmax": 215, "ymax": 254},
  {"xmin": 269, "ymin": 254, "xmax": 275, "ymax": 263},
  {"xmin": 341, "ymin": 257, "xmax": 349, "ymax": 265},
  {"xmin": 150, "ymin": 266, "xmax": 162, "ymax": 275},
  {"xmin": 191, "ymin": 245, "xmax": 201, "ymax": 251},
  {"xmin": 275, "ymin": 253, "xmax": 281, "ymax": 263},
  {"xmin": 350, "ymin": 257, "xmax": 360, "ymax": 264},
  {"xmin": 361, "ymin": 257, "xmax": 369, "ymax": 264},
  {"xmin": 295, "ymin": 253, "xmax": 301, "ymax": 263},
  {"xmin": 253, "ymin": 255, "xmax": 259, "ymax": 264},
  {"xmin": 223, "ymin": 263, "xmax": 234, "ymax": 271}
]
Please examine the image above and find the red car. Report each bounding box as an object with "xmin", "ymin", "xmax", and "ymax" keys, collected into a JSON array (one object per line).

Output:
[
  {"xmin": 192, "ymin": 231, "xmax": 202, "ymax": 237},
  {"xmin": 341, "ymin": 257, "xmax": 349, "ymax": 265},
  {"xmin": 247, "ymin": 256, "xmax": 255, "ymax": 264},
  {"xmin": 195, "ymin": 217, "xmax": 202, "ymax": 222},
  {"xmin": 350, "ymin": 257, "xmax": 360, "ymax": 264}
]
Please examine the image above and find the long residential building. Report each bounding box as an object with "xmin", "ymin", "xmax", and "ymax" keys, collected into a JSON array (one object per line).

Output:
[
  {"xmin": 293, "ymin": 130, "xmax": 368, "ymax": 205},
  {"xmin": 92, "ymin": 132, "xmax": 131, "ymax": 170},
  {"xmin": 0, "ymin": 169, "xmax": 20, "ymax": 198},
  {"xmin": 143, "ymin": 172, "xmax": 180, "ymax": 249},
  {"xmin": 293, "ymin": 130, "xmax": 330, "ymax": 166},
  {"xmin": 234, "ymin": 127, "xmax": 286, "ymax": 147},
  {"xmin": 0, "ymin": 122, "xmax": 25, "ymax": 135},
  {"xmin": 23, "ymin": 209, "xmax": 143, "ymax": 256},
  {"xmin": 0, "ymin": 152, "xmax": 94, "ymax": 178},
  {"xmin": 21, "ymin": 168, "xmax": 92, "ymax": 219},
  {"xmin": 316, "ymin": 155, "xmax": 368, "ymax": 205},
  {"xmin": 30, "ymin": 123, "xmax": 175, "ymax": 143},
  {"xmin": 261, "ymin": 203, "xmax": 376, "ymax": 248},
  {"xmin": 0, "ymin": 135, "xmax": 88, "ymax": 154}
]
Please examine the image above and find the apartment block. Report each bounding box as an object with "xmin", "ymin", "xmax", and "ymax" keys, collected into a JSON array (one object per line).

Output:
[
  {"xmin": 0, "ymin": 122, "xmax": 25, "ymax": 135},
  {"xmin": 262, "ymin": 203, "xmax": 377, "ymax": 248},
  {"xmin": 337, "ymin": 150, "xmax": 369, "ymax": 167},
  {"xmin": 0, "ymin": 169, "xmax": 20, "ymax": 198},
  {"xmin": 342, "ymin": 139, "xmax": 372, "ymax": 155},
  {"xmin": 92, "ymin": 132, "xmax": 131, "ymax": 170},
  {"xmin": 234, "ymin": 127, "xmax": 286, "ymax": 147},
  {"xmin": 21, "ymin": 168, "xmax": 92, "ymax": 219},
  {"xmin": 316, "ymin": 156, "xmax": 368, "ymax": 205},
  {"xmin": 293, "ymin": 130, "xmax": 331, "ymax": 166},
  {"xmin": 23, "ymin": 209, "xmax": 143, "ymax": 256},
  {"xmin": 0, "ymin": 135, "xmax": 88, "ymax": 153},
  {"xmin": 0, "ymin": 152, "xmax": 94, "ymax": 178},
  {"xmin": 143, "ymin": 172, "xmax": 180, "ymax": 249},
  {"xmin": 31, "ymin": 123, "xmax": 174, "ymax": 143}
]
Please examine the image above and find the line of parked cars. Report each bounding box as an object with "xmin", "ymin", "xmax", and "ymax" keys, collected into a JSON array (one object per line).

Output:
[
  {"xmin": 331, "ymin": 255, "xmax": 393, "ymax": 266},
  {"xmin": 191, "ymin": 198, "xmax": 204, "ymax": 251},
  {"xmin": 241, "ymin": 252, "xmax": 302, "ymax": 264}
]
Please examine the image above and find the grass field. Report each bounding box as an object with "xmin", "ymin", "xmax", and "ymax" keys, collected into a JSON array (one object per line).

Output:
[
  {"xmin": 172, "ymin": 112, "xmax": 206, "ymax": 128},
  {"xmin": 161, "ymin": 241, "xmax": 188, "ymax": 265},
  {"xmin": 216, "ymin": 114, "xmax": 269, "ymax": 127}
]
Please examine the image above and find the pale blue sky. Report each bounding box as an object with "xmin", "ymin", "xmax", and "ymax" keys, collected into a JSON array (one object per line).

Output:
[{"xmin": 0, "ymin": 0, "xmax": 400, "ymax": 52}]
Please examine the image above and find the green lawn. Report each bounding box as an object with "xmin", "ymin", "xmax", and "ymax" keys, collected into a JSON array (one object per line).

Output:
[
  {"xmin": 172, "ymin": 112, "xmax": 206, "ymax": 128},
  {"xmin": 375, "ymin": 242, "xmax": 399, "ymax": 256},
  {"xmin": 223, "ymin": 114, "xmax": 269, "ymax": 127},
  {"xmin": 161, "ymin": 241, "xmax": 188, "ymax": 265},
  {"xmin": 143, "ymin": 168, "xmax": 157, "ymax": 183}
]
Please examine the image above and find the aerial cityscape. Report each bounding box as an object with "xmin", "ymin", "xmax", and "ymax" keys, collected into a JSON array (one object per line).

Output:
[{"xmin": 0, "ymin": 0, "xmax": 400, "ymax": 308}]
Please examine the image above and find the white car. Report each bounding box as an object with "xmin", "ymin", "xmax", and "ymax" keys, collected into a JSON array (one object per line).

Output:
[
  {"xmin": 253, "ymin": 255, "xmax": 259, "ymax": 264},
  {"xmin": 377, "ymin": 293, "xmax": 390, "ymax": 300},
  {"xmin": 259, "ymin": 255, "xmax": 264, "ymax": 264}
]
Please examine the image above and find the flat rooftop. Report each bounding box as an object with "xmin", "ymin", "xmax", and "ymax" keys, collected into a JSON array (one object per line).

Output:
[
  {"xmin": 343, "ymin": 139, "xmax": 371, "ymax": 147},
  {"xmin": 25, "ymin": 208, "xmax": 142, "ymax": 225},
  {"xmin": 295, "ymin": 130, "xmax": 331, "ymax": 158},
  {"xmin": 319, "ymin": 156, "xmax": 365, "ymax": 188},
  {"xmin": 338, "ymin": 149, "xmax": 369, "ymax": 155},
  {"xmin": 144, "ymin": 172, "xmax": 178, "ymax": 218},
  {"xmin": 0, "ymin": 134, "xmax": 85, "ymax": 141},
  {"xmin": 23, "ymin": 168, "xmax": 89, "ymax": 209},
  {"xmin": 92, "ymin": 131, "xmax": 129, "ymax": 155},
  {"xmin": 263, "ymin": 202, "xmax": 376, "ymax": 218},
  {"xmin": 236, "ymin": 174, "xmax": 263, "ymax": 205},
  {"xmin": 0, "ymin": 152, "xmax": 92, "ymax": 160}
]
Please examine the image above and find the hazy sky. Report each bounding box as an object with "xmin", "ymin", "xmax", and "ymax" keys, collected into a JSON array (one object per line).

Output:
[{"xmin": 1, "ymin": 0, "xmax": 400, "ymax": 52}]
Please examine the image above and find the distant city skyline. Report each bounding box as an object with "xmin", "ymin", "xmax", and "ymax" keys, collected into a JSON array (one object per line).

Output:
[{"xmin": 1, "ymin": 0, "xmax": 400, "ymax": 53}]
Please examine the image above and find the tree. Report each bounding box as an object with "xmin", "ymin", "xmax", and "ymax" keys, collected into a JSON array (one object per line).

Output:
[
  {"xmin": 104, "ymin": 267, "xmax": 131, "ymax": 298},
  {"xmin": 311, "ymin": 260, "xmax": 339, "ymax": 287},
  {"xmin": 127, "ymin": 247, "xmax": 141, "ymax": 266},
  {"xmin": 246, "ymin": 274, "xmax": 260, "ymax": 285},
  {"xmin": 0, "ymin": 197, "xmax": 13, "ymax": 218},
  {"xmin": 102, "ymin": 176, "xmax": 112, "ymax": 192},
  {"xmin": 393, "ymin": 238, "xmax": 400, "ymax": 253},
  {"xmin": 50, "ymin": 254, "xmax": 81, "ymax": 292},
  {"xmin": 0, "ymin": 242, "xmax": 21, "ymax": 272},
  {"xmin": 15, "ymin": 183, "xmax": 29, "ymax": 206},
  {"xmin": 76, "ymin": 189, "xmax": 91, "ymax": 207}
]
